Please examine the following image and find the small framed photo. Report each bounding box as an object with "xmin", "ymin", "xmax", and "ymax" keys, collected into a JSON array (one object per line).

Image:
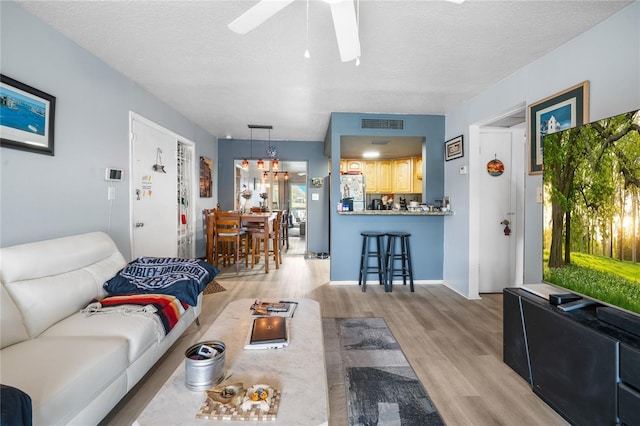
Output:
[
  {"xmin": 528, "ymin": 80, "xmax": 589, "ymax": 175},
  {"xmin": 444, "ymin": 135, "xmax": 463, "ymax": 161},
  {"xmin": 311, "ymin": 177, "xmax": 323, "ymax": 188},
  {"xmin": 1, "ymin": 74, "xmax": 56, "ymax": 156}
]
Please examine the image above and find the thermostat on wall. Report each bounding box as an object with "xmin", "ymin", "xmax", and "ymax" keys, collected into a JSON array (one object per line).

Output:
[{"xmin": 105, "ymin": 168, "xmax": 124, "ymax": 181}]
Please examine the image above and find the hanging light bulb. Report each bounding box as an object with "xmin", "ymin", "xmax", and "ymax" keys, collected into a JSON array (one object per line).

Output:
[
  {"xmin": 272, "ymin": 159, "xmax": 279, "ymax": 170},
  {"xmin": 263, "ymin": 171, "xmax": 269, "ymax": 179},
  {"xmin": 257, "ymin": 159, "xmax": 264, "ymax": 170},
  {"xmin": 242, "ymin": 159, "xmax": 249, "ymax": 169},
  {"xmin": 284, "ymin": 171, "xmax": 289, "ymax": 180},
  {"xmin": 274, "ymin": 172, "xmax": 278, "ymax": 180},
  {"xmin": 355, "ymin": 56, "xmax": 360, "ymax": 66}
]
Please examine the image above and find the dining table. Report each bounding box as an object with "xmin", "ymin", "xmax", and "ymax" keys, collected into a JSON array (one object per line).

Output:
[{"xmin": 241, "ymin": 211, "xmax": 277, "ymax": 272}]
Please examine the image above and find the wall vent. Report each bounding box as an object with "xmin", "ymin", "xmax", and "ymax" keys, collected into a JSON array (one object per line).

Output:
[{"xmin": 361, "ymin": 118, "xmax": 404, "ymax": 130}]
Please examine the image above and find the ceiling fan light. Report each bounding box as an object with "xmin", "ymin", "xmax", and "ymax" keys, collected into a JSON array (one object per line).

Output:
[
  {"xmin": 257, "ymin": 159, "xmax": 265, "ymax": 170},
  {"xmin": 274, "ymin": 172, "xmax": 279, "ymax": 180},
  {"xmin": 263, "ymin": 171, "xmax": 269, "ymax": 179},
  {"xmin": 272, "ymin": 159, "xmax": 279, "ymax": 170},
  {"xmin": 242, "ymin": 159, "xmax": 249, "ymax": 169}
]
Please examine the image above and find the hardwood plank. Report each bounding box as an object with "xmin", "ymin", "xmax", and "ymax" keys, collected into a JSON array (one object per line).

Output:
[{"xmin": 100, "ymin": 251, "xmax": 566, "ymax": 426}]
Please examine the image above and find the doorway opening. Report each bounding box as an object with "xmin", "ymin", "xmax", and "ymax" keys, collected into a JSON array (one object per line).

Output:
[
  {"xmin": 233, "ymin": 159, "xmax": 308, "ymax": 256},
  {"xmin": 469, "ymin": 106, "xmax": 526, "ymax": 297}
]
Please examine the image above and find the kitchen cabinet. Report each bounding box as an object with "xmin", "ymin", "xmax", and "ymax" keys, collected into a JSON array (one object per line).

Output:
[
  {"xmin": 363, "ymin": 161, "xmax": 378, "ymax": 193},
  {"xmin": 343, "ymin": 160, "xmax": 363, "ymax": 173},
  {"xmin": 413, "ymin": 157, "xmax": 423, "ymax": 193},
  {"xmin": 378, "ymin": 160, "xmax": 393, "ymax": 193},
  {"xmin": 343, "ymin": 157, "xmax": 420, "ymax": 194},
  {"xmin": 393, "ymin": 158, "xmax": 413, "ymax": 193}
]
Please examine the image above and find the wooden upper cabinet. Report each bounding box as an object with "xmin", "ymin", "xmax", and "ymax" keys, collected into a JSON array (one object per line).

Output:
[
  {"xmin": 342, "ymin": 157, "xmax": 421, "ymax": 194},
  {"xmin": 345, "ymin": 160, "xmax": 363, "ymax": 172},
  {"xmin": 377, "ymin": 160, "xmax": 393, "ymax": 193},
  {"xmin": 415, "ymin": 157, "xmax": 423, "ymax": 180},
  {"xmin": 393, "ymin": 158, "xmax": 413, "ymax": 193},
  {"xmin": 413, "ymin": 157, "xmax": 423, "ymax": 193},
  {"xmin": 363, "ymin": 161, "xmax": 378, "ymax": 193}
]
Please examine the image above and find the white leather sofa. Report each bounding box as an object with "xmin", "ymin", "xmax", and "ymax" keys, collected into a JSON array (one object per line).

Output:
[{"xmin": 0, "ymin": 232, "xmax": 203, "ymax": 425}]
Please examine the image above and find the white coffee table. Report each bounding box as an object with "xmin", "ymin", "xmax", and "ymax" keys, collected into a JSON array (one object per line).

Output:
[{"xmin": 134, "ymin": 298, "xmax": 328, "ymax": 425}]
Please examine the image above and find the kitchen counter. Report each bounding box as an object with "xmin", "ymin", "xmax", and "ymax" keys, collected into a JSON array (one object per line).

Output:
[{"xmin": 337, "ymin": 210, "xmax": 453, "ymax": 216}]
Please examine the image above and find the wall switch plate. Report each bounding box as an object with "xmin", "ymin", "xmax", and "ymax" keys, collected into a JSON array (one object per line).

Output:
[
  {"xmin": 311, "ymin": 193, "xmax": 319, "ymax": 201},
  {"xmin": 459, "ymin": 165, "xmax": 467, "ymax": 175},
  {"xmin": 536, "ymin": 187, "xmax": 543, "ymax": 203}
]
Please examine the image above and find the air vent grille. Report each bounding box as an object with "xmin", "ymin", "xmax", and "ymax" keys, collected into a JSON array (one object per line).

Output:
[{"xmin": 361, "ymin": 118, "xmax": 404, "ymax": 130}]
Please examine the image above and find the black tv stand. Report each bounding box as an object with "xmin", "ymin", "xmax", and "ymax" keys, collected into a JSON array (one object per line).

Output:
[{"xmin": 503, "ymin": 287, "xmax": 640, "ymax": 426}]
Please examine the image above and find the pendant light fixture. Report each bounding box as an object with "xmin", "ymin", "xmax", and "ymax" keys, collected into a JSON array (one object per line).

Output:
[
  {"xmin": 242, "ymin": 159, "xmax": 249, "ymax": 169},
  {"xmin": 284, "ymin": 171, "xmax": 289, "ymax": 180},
  {"xmin": 248, "ymin": 124, "xmax": 272, "ymax": 170}
]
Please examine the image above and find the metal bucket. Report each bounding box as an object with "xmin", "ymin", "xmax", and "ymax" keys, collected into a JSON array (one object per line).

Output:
[{"xmin": 184, "ymin": 341, "xmax": 226, "ymax": 391}]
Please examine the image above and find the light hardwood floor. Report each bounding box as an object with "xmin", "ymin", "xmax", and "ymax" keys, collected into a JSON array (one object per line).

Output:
[{"xmin": 100, "ymin": 245, "xmax": 566, "ymax": 426}]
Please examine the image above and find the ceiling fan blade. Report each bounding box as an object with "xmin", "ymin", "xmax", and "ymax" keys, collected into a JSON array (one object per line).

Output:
[
  {"xmin": 228, "ymin": 0, "xmax": 295, "ymax": 35},
  {"xmin": 329, "ymin": 0, "xmax": 361, "ymax": 62}
]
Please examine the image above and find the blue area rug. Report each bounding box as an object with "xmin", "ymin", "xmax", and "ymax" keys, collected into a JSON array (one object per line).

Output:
[{"xmin": 323, "ymin": 317, "xmax": 445, "ymax": 426}]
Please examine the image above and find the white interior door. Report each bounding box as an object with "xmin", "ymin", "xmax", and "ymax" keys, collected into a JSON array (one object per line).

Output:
[
  {"xmin": 130, "ymin": 115, "xmax": 178, "ymax": 258},
  {"xmin": 478, "ymin": 130, "xmax": 516, "ymax": 293}
]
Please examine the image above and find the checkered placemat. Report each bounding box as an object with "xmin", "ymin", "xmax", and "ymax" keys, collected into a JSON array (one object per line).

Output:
[{"xmin": 196, "ymin": 389, "xmax": 280, "ymax": 421}]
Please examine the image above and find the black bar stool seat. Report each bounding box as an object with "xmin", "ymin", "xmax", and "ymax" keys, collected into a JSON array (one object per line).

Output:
[
  {"xmin": 385, "ymin": 232, "xmax": 414, "ymax": 292},
  {"xmin": 358, "ymin": 232, "xmax": 386, "ymax": 292}
]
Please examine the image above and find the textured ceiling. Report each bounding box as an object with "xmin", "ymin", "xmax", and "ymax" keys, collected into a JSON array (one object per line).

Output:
[{"xmin": 17, "ymin": 0, "xmax": 632, "ymax": 142}]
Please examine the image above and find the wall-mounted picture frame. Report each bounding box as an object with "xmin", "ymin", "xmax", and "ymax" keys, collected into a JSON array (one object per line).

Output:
[
  {"xmin": 311, "ymin": 177, "xmax": 323, "ymax": 188},
  {"xmin": 199, "ymin": 156, "xmax": 213, "ymax": 197},
  {"xmin": 528, "ymin": 80, "xmax": 589, "ymax": 175},
  {"xmin": 444, "ymin": 135, "xmax": 463, "ymax": 161},
  {"xmin": 0, "ymin": 74, "xmax": 56, "ymax": 156}
]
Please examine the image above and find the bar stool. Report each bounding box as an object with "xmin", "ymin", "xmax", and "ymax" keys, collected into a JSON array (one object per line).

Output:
[
  {"xmin": 358, "ymin": 232, "xmax": 386, "ymax": 292},
  {"xmin": 385, "ymin": 232, "xmax": 414, "ymax": 292}
]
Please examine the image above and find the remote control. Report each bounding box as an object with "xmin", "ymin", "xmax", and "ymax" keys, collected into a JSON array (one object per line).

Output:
[{"xmin": 558, "ymin": 299, "xmax": 596, "ymax": 312}]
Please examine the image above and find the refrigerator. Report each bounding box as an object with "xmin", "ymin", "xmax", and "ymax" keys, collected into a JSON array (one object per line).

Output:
[{"xmin": 340, "ymin": 173, "xmax": 365, "ymax": 211}]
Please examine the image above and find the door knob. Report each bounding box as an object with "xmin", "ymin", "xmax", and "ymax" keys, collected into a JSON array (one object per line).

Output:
[{"xmin": 135, "ymin": 222, "xmax": 145, "ymax": 228}]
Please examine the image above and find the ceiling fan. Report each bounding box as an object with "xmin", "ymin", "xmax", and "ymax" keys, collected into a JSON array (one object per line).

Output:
[{"xmin": 228, "ymin": 0, "xmax": 361, "ymax": 63}]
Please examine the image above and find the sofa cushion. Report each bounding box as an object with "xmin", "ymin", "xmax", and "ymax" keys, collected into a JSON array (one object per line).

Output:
[
  {"xmin": 0, "ymin": 232, "xmax": 125, "ymax": 284},
  {"xmin": 0, "ymin": 285, "xmax": 29, "ymax": 349},
  {"xmin": 42, "ymin": 310, "xmax": 162, "ymax": 362},
  {"xmin": 0, "ymin": 335, "xmax": 128, "ymax": 425},
  {"xmin": 0, "ymin": 232, "xmax": 126, "ymax": 338}
]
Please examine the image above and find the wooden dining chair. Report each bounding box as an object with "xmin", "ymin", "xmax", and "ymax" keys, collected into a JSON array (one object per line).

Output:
[
  {"xmin": 279, "ymin": 208, "xmax": 290, "ymax": 251},
  {"xmin": 250, "ymin": 211, "xmax": 282, "ymax": 271},
  {"xmin": 204, "ymin": 208, "xmax": 217, "ymax": 265},
  {"xmin": 214, "ymin": 211, "xmax": 248, "ymax": 273}
]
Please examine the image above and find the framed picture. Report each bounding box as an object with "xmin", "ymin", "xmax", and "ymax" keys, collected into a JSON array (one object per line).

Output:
[
  {"xmin": 199, "ymin": 156, "xmax": 213, "ymax": 197},
  {"xmin": 528, "ymin": 80, "xmax": 589, "ymax": 175},
  {"xmin": 444, "ymin": 135, "xmax": 463, "ymax": 161},
  {"xmin": 311, "ymin": 177, "xmax": 323, "ymax": 188},
  {"xmin": 1, "ymin": 74, "xmax": 56, "ymax": 156}
]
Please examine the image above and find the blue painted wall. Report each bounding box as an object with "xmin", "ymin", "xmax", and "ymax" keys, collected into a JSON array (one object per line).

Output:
[
  {"xmin": 444, "ymin": 2, "xmax": 640, "ymax": 297},
  {"xmin": 217, "ymin": 139, "xmax": 329, "ymax": 254},
  {"xmin": 0, "ymin": 2, "xmax": 218, "ymax": 258},
  {"xmin": 328, "ymin": 113, "xmax": 445, "ymax": 282}
]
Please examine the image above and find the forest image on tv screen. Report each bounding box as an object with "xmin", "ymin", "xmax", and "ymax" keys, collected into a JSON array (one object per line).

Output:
[{"xmin": 543, "ymin": 109, "xmax": 640, "ymax": 315}]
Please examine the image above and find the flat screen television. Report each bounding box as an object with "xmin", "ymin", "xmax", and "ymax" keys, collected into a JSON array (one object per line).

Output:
[{"xmin": 542, "ymin": 108, "xmax": 640, "ymax": 319}]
